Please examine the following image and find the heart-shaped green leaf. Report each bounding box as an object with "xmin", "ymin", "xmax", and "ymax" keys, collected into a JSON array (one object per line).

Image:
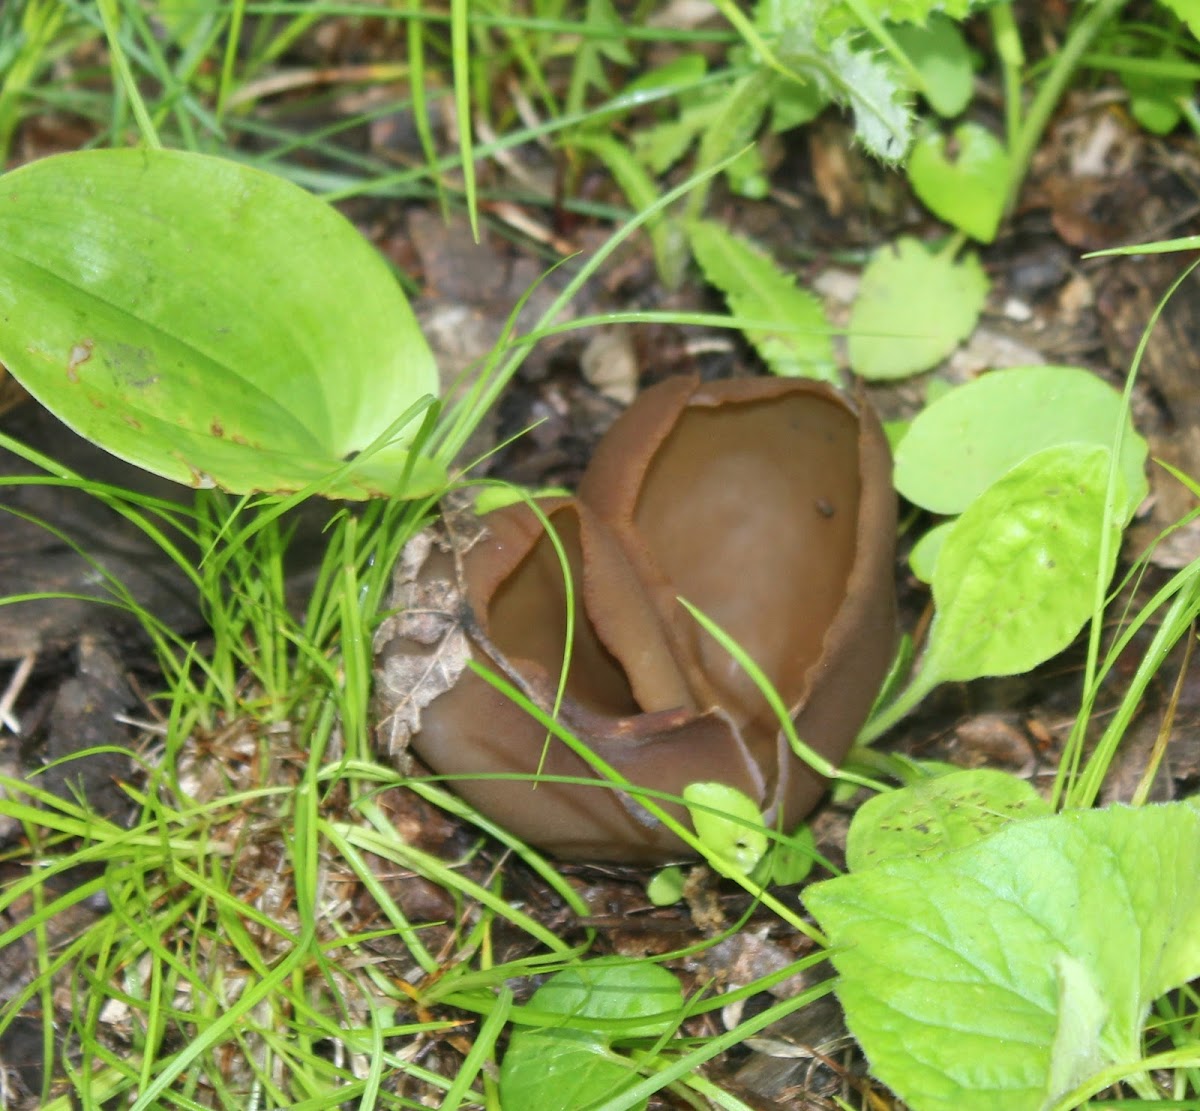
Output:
[
  {"xmin": 907, "ymin": 122, "xmax": 1010, "ymax": 243},
  {"xmin": 0, "ymin": 148, "xmax": 442, "ymax": 498}
]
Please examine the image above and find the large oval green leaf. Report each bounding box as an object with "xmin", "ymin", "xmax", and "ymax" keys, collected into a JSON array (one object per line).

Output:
[
  {"xmin": 0, "ymin": 148, "xmax": 442, "ymax": 498},
  {"xmin": 894, "ymin": 364, "xmax": 1148, "ymax": 518}
]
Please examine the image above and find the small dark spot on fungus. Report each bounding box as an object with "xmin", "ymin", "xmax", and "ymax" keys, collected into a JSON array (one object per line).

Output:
[
  {"xmin": 375, "ymin": 374, "xmax": 897, "ymax": 862},
  {"xmin": 66, "ymin": 339, "xmax": 94, "ymax": 382}
]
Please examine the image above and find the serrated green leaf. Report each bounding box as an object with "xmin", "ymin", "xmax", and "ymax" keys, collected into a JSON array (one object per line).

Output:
[
  {"xmin": 633, "ymin": 94, "xmax": 722, "ymax": 174},
  {"xmin": 688, "ymin": 221, "xmax": 837, "ymax": 382},
  {"xmin": 848, "ymin": 237, "xmax": 988, "ymax": 378},
  {"xmin": 0, "ymin": 148, "xmax": 442, "ymax": 498},
  {"xmin": 846, "ymin": 768, "xmax": 1051, "ymax": 871},
  {"xmin": 924, "ymin": 444, "xmax": 1125, "ymax": 683},
  {"xmin": 806, "ymin": 801, "xmax": 1200, "ymax": 1111},
  {"xmin": 757, "ymin": 2, "xmax": 913, "ymax": 159},
  {"xmin": 684, "ymin": 69, "xmax": 774, "ymax": 222},
  {"xmin": 824, "ymin": 31, "xmax": 913, "ymax": 160},
  {"xmin": 889, "ymin": 15, "xmax": 974, "ymax": 117},
  {"xmin": 907, "ymin": 122, "xmax": 1009, "ymax": 242},
  {"xmin": 893, "ymin": 364, "xmax": 1149, "ymax": 518},
  {"xmin": 571, "ymin": 133, "xmax": 687, "ymax": 288}
]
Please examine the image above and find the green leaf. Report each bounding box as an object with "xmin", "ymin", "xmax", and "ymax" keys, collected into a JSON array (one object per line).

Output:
[
  {"xmin": 1156, "ymin": 0, "xmax": 1200, "ymax": 39},
  {"xmin": 572, "ymin": 133, "xmax": 687, "ymax": 288},
  {"xmin": 683, "ymin": 781, "xmax": 768, "ymax": 874},
  {"xmin": 767, "ymin": 73, "xmax": 825, "ymax": 133},
  {"xmin": 751, "ymin": 823, "xmax": 816, "ymax": 886},
  {"xmin": 894, "ymin": 365, "xmax": 1149, "ymax": 518},
  {"xmin": 907, "ymin": 122, "xmax": 1010, "ymax": 242},
  {"xmin": 889, "ymin": 15, "xmax": 974, "ymax": 117},
  {"xmin": 585, "ymin": 54, "xmax": 708, "ymax": 132},
  {"xmin": 524, "ymin": 958, "xmax": 685, "ymax": 1039},
  {"xmin": 0, "ymin": 148, "xmax": 442, "ymax": 498},
  {"xmin": 806, "ymin": 801, "xmax": 1200, "ymax": 1111},
  {"xmin": 500, "ymin": 958, "xmax": 685, "ymax": 1111},
  {"xmin": 755, "ymin": 2, "xmax": 913, "ymax": 160},
  {"xmin": 923, "ymin": 444, "xmax": 1125, "ymax": 683},
  {"xmin": 683, "ymin": 69, "xmax": 774, "ymax": 223},
  {"xmin": 908, "ymin": 519, "xmax": 951, "ymax": 583},
  {"xmin": 688, "ymin": 220, "xmax": 838, "ymax": 382},
  {"xmin": 646, "ymin": 865, "xmax": 686, "ymax": 906},
  {"xmin": 472, "ymin": 484, "xmax": 570, "ymax": 515},
  {"xmin": 634, "ymin": 95, "xmax": 722, "ymax": 175},
  {"xmin": 848, "ymin": 237, "xmax": 988, "ymax": 378},
  {"xmin": 499, "ymin": 1031, "xmax": 647, "ymax": 1111},
  {"xmin": 846, "ymin": 768, "xmax": 1051, "ymax": 871},
  {"xmin": 1119, "ymin": 49, "xmax": 1192, "ymax": 136}
]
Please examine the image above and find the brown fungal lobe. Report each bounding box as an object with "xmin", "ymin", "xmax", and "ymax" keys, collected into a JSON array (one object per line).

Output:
[{"xmin": 376, "ymin": 374, "xmax": 898, "ymax": 862}]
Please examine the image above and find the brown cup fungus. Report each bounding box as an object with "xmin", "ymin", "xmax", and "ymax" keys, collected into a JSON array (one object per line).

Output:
[{"xmin": 373, "ymin": 375, "xmax": 897, "ymax": 862}]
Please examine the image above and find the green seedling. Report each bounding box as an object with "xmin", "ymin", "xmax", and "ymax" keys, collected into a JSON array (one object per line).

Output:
[
  {"xmin": 1117, "ymin": 46, "xmax": 1194, "ymax": 134},
  {"xmin": 751, "ymin": 821, "xmax": 817, "ymax": 886},
  {"xmin": 863, "ymin": 365, "xmax": 1148, "ymax": 741},
  {"xmin": 0, "ymin": 148, "xmax": 443, "ymax": 499},
  {"xmin": 647, "ymin": 809, "xmax": 816, "ymax": 905},
  {"xmin": 646, "ymin": 865, "xmax": 687, "ymax": 906}
]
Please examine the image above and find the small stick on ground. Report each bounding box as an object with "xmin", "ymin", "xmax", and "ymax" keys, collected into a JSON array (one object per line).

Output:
[{"xmin": 0, "ymin": 650, "xmax": 35, "ymax": 733}]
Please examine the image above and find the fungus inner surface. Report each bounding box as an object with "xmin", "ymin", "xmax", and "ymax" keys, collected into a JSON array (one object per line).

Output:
[
  {"xmin": 487, "ymin": 510, "xmax": 641, "ymax": 717},
  {"xmin": 633, "ymin": 395, "xmax": 861, "ymax": 716}
]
